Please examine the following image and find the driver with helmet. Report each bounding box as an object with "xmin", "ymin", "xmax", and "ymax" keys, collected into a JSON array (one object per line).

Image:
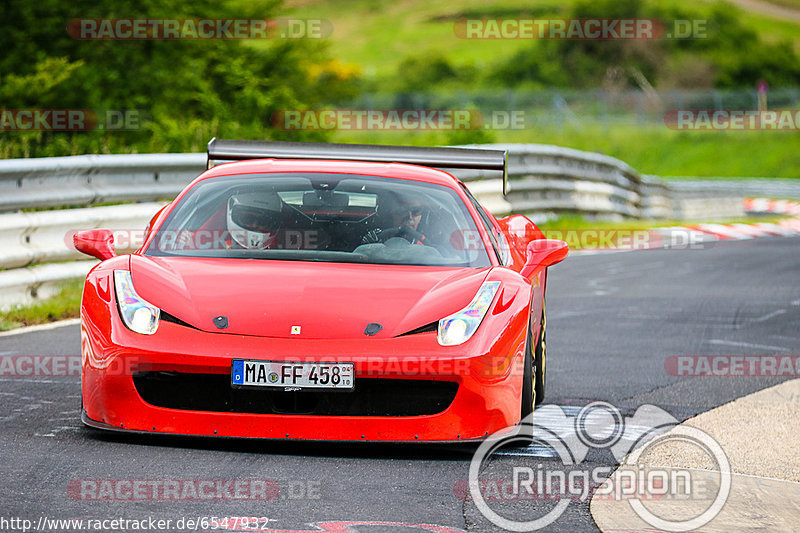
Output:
[{"xmin": 226, "ymin": 191, "xmax": 283, "ymax": 249}]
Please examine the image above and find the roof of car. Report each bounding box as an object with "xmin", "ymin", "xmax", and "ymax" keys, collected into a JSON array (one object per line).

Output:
[{"xmin": 198, "ymin": 158, "xmax": 463, "ymax": 189}]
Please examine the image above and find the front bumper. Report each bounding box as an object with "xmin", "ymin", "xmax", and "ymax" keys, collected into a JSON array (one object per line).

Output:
[{"xmin": 81, "ymin": 318, "xmax": 526, "ymax": 442}]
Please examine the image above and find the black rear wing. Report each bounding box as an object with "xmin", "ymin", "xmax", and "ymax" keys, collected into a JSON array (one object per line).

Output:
[{"xmin": 207, "ymin": 138, "xmax": 509, "ymax": 195}]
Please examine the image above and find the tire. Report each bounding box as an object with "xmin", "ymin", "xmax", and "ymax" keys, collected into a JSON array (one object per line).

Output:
[
  {"xmin": 521, "ymin": 322, "xmax": 536, "ymax": 420},
  {"xmin": 534, "ymin": 305, "xmax": 546, "ymax": 405}
]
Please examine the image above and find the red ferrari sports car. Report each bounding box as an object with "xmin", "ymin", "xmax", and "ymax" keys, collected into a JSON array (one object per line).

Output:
[{"xmin": 75, "ymin": 139, "xmax": 567, "ymax": 442}]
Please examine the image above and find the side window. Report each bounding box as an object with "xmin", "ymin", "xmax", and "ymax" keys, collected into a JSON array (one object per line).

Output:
[
  {"xmin": 460, "ymin": 184, "xmax": 510, "ymax": 265},
  {"xmin": 493, "ymin": 226, "xmax": 512, "ymax": 266}
]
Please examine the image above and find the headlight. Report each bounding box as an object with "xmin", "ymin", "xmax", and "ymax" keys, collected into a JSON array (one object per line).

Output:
[
  {"xmin": 114, "ymin": 270, "xmax": 160, "ymax": 335},
  {"xmin": 437, "ymin": 281, "xmax": 501, "ymax": 346}
]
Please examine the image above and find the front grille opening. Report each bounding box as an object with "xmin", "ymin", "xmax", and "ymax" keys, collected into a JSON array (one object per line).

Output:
[
  {"xmin": 271, "ymin": 392, "xmax": 318, "ymax": 415},
  {"xmin": 133, "ymin": 371, "xmax": 458, "ymax": 417}
]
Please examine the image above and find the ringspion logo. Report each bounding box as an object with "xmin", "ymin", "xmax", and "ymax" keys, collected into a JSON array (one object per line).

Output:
[{"xmin": 469, "ymin": 403, "xmax": 730, "ymax": 531}]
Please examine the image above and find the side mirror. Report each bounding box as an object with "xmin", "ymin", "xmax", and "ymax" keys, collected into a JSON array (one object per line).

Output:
[
  {"xmin": 73, "ymin": 229, "xmax": 116, "ymax": 261},
  {"xmin": 520, "ymin": 239, "xmax": 568, "ymax": 279}
]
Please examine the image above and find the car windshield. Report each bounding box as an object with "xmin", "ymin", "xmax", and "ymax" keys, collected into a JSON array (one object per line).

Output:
[{"xmin": 145, "ymin": 172, "xmax": 492, "ymax": 267}]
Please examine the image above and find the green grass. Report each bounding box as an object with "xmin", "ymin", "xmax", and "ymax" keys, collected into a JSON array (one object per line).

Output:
[
  {"xmin": 278, "ymin": 0, "xmax": 566, "ymax": 80},
  {"xmin": 761, "ymin": 0, "xmax": 800, "ymax": 10},
  {"xmin": 326, "ymin": 123, "xmax": 800, "ymax": 178},
  {"xmin": 0, "ymin": 279, "xmax": 83, "ymax": 331},
  {"xmin": 278, "ymin": 0, "xmax": 800, "ymax": 81},
  {"xmin": 497, "ymin": 125, "xmax": 800, "ymax": 179}
]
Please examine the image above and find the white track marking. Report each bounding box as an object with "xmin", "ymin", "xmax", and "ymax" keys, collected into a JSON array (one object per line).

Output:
[
  {"xmin": 0, "ymin": 378, "xmax": 77, "ymax": 384},
  {"xmin": 708, "ymin": 339, "xmax": 792, "ymax": 352},
  {"xmin": 495, "ymin": 445, "xmax": 561, "ymax": 458},
  {"xmin": 35, "ymin": 425, "xmax": 80, "ymax": 438},
  {"xmin": 751, "ymin": 309, "xmax": 788, "ymax": 323},
  {"xmin": 0, "ymin": 318, "xmax": 80, "ymax": 337},
  {"xmin": 495, "ymin": 405, "xmax": 674, "ymax": 458}
]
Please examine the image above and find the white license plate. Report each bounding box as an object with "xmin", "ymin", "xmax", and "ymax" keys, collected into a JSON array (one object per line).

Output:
[{"xmin": 231, "ymin": 360, "xmax": 354, "ymax": 390}]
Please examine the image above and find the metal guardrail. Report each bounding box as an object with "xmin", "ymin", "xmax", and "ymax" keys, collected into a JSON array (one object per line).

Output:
[
  {"xmin": 454, "ymin": 144, "xmax": 748, "ymax": 220},
  {"xmin": 660, "ymin": 178, "xmax": 800, "ymax": 199},
  {"xmin": 0, "ymin": 203, "xmax": 166, "ymax": 270},
  {"xmin": 502, "ymin": 143, "xmax": 643, "ymax": 219},
  {"xmin": 0, "ymin": 261, "xmax": 98, "ymax": 311},
  {"xmin": 0, "ymin": 144, "xmax": 775, "ymax": 310},
  {"xmin": 0, "ymin": 203, "xmax": 167, "ymax": 310},
  {"xmin": 0, "ymin": 153, "xmax": 205, "ymax": 212}
]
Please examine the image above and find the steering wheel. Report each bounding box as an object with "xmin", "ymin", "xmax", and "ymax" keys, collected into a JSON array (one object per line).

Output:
[{"xmin": 379, "ymin": 226, "xmax": 425, "ymax": 244}]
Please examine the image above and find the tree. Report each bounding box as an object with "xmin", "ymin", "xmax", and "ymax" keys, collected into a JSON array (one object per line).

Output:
[{"xmin": 0, "ymin": 0, "xmax": 360, "ymax": 156}]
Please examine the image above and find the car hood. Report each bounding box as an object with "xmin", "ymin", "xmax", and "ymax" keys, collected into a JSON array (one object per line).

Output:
[{"xmin": 129, "ymin": 255, "xmax": 490, "ymax": 339}]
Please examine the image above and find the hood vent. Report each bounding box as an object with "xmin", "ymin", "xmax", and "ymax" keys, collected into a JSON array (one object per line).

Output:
[
  {"xmin": 160, "ymin": 311, "xmax": 199, "ymax": 330},
  {"xmin": 397, "ymin": 321, "xmax": 438, "ymax": 337}
]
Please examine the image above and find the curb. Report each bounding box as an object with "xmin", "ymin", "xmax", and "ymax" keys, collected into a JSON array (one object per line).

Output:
[
  {"xmin": 570, "ymin": 198, "xmax": 800, "ymax": 256},
  {"xmin": 0, "ymin": 318, "xmax": 81, "ymax": 337},
  {"xmin": 590, "ymin": 379, "xmax": 800, "ymax": 532},
  {"xmin": 686, "ymin": 197, "xmax": 800, "ymax": 240}
]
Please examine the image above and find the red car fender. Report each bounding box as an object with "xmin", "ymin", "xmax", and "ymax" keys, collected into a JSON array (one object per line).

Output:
[
  {"xmin": 81, "ymin": 255, "xmax": 131, "ymax": 422},
  {"xmin": 468, "ymin": 267, "xmax": 534, "ymax": 392}
]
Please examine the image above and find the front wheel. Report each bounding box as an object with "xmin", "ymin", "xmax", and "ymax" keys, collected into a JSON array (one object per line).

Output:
[
  {"xmin": 521, "ymin": 305, "xmax": 546, "ymax": 420},
  {"xmin": 521, "ymin": 323, "xmax": 536, "ymax": 420},
  {"xmin": 534, "ymin": 306, "xmax": 546, "ymax": 405}
]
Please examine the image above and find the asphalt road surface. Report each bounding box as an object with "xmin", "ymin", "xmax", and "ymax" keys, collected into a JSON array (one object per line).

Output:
[{"xmin": 1, "ymin": 236, "xmax": 798, "ymax": 533}]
